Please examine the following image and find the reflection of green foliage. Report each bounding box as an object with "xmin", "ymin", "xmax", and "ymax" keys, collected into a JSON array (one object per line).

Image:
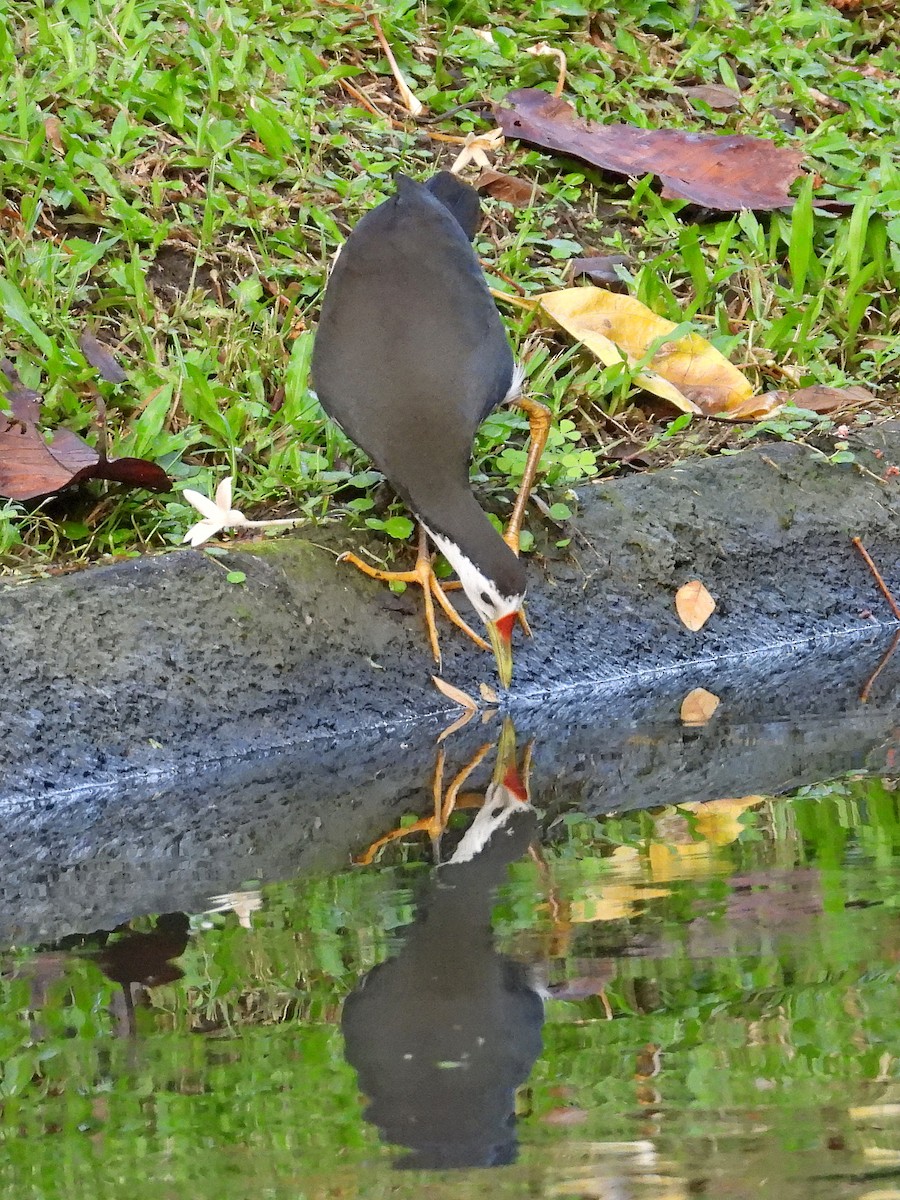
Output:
[{"xmin": 1, "ymin": 775, "xmax": 899, "ymax": 1196}]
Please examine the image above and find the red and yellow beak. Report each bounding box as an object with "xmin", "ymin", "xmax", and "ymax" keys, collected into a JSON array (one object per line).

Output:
[{"xmin": 486, "ymin": 611, "xmax": 518, "ymax": 689}]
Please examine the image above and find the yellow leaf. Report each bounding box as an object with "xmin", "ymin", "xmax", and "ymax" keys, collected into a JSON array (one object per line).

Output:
[
  {"xmin": 537, "ymin": 287, "xmax": 774, "ymax": 418},
  {"xmin": 849, "ymin": 1104, "xmax": 900, "ymax": 1121},
  {"xmin": 675, "ymin": 580, "xmax": 716, "ymax": 631},
  {"xmin": 679, "ymin": 795, "xmax": 766, "ymax": 845},
  {"xmin": 680, "ymin": 687, "xmax": 720, "ymax": 725},
  {"xmin": 569, "ymin": 881, "xmax": 670, "ymax": 923},
  {"xmin": 647, "ymin": 840, "xmax": 724, "ymax": 882}
]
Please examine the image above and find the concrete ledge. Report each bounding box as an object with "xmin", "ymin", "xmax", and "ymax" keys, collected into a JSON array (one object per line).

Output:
[{"xmin": 2, "ymin": 423, "xmax": 899, "ymax": 804}]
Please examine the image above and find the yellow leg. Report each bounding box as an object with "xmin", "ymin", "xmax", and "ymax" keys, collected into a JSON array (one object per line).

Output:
[
  {"xmin": 503, "ymin": 394, "xmax": 552, "ymax": 555},
  {"xmin": 501, "ymin": 395, "xmax": 551, "ymax": 637},
  {"xmin": 340, "ymin": 525, "xmax": 488, "ymax": 661}
]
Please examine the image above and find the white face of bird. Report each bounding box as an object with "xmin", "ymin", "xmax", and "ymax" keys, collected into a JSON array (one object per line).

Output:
[
  {"xmin": 425, "ymin": 529, "xmax": 523, "ymax": 627},
  {"xmin": 424, "ymin": 528, "xmax": 523, "ymax": 688}
]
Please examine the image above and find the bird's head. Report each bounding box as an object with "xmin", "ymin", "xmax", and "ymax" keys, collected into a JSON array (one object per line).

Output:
[
  {"xmin": 425, "ymin": 526, "xmax": 525, "ymax": 688},
  {"xmin": 470, "ymin": 579, "xmax": 522, "ymax": 692}
]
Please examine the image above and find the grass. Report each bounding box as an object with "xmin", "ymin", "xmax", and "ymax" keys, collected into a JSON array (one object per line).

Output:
[{"xmin": 0, "ymin": 0, "xmax": 898, "ymax": 570}]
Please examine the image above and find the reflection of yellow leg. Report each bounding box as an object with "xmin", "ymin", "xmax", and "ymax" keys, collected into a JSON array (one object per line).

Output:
[
  {"xmin": 340, "ymin": 525, "xmax": 488, "ymax": 660},
  {"xmin": 354, "ymin": 743, "xmax": 492, "ymax": 866}
]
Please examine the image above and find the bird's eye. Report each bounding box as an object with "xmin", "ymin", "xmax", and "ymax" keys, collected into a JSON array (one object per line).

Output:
[{"xmin": 480, "ymin": 591, "xmax": 493, "ymax": 607}]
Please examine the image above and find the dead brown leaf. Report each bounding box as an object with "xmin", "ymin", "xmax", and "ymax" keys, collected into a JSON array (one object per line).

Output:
[
  {"xmin": 43, "ymin": 115, "xmax": 65, "ymax": 155},
  {"xmin": 0, "ymin": 360, "xmax": 171, "ymax": 502},
  {"xmin": 79, "ymin": 330, "xmax": 128, "ymax": 384},
  {"xmin": 570, "ymin": 254, "xmax": 633, "ymax": 288},
  {"xmin": 675, "ymin": 580, "xmax": 716, "ymax": 631},
  {"xmin": 473, "ymin": 168, "xmax": 537, "ymax": 207},
  {"xmin": 494, "ymin": 88, "xmax": 804, "ymax": 210},
  {"xmin": 479, "ymin": 681, "xmax": 500, "ymax": 704},
  {"xmin": 680, "ymin": 84, "xmax": 742, "ymax": 111},
  {"xmin": 680, "ymin": 687, "xmax": 721, "ymax": 725},
  {"xmin": 769, "ymin": 383, "xmax": 875, "ymax": 413},
  {"xmin": 540, "ymin": 1108, "xmax": 590, "ymax": 1127}
]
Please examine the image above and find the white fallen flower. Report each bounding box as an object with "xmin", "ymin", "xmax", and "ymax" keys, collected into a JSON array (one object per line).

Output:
[
  {"xmin": 450, "ymin": 127, "xmax": 505, "ymax": 174},
  {"xmin": 182, "ymin": 475, "xmax": 304, "ymax": 547},
  {"xmin": 182, "ymin": 476, "xmax": 249, "ymax": 546},
  {"xmin": 207, "ymin": 889, "xmax": 263, "ymax": 930}
]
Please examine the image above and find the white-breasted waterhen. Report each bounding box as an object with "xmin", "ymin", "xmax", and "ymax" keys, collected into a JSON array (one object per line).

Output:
[{"xmin": 311, "ymin": 171, "xmax": 550, "ymax": 687}]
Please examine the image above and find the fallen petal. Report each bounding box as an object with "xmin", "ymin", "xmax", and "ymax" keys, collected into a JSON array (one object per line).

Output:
[
  {"xmin": 184, "ymin": 518, "xmax": 222, "ymax": 547},
  {"xmin": 183, "ymin": 488, "xmax": 226, "ymax": 522},
  {"xmin": 214, "ymin": 475, "xmax": 234, "ymax": 512}
]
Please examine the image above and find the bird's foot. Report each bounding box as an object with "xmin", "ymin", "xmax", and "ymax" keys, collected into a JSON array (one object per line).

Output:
[{"xmin": 338, "ymin": 543, "xmax": 489, "ymax": 661}]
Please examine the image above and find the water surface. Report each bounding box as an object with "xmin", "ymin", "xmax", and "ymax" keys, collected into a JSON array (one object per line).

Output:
[{"xmin": 3, "ymin": 737, "xmax": 900, "ymax": 1200}]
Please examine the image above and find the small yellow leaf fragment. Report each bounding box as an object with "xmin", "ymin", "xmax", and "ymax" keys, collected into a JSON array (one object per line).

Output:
[
  {"xmin": 432, "ymin": 675, "xmax": 477, "ymax": 711},
  {"xmin": 675, "ymin": 580, "xmax": 716, "ymax": 631},
  {"xmin": 433, "ymin": 676, "xmax": 479, "ymax": 740},
  {"xmin": 479, "ymin": 681, "xmax": 500, "ymax": 704},
  {"xmin": 537, "ymin": 287, "xmax": 760, "ymax": 418},
  {"xmin": 680, "ymin": 687, "xmax": 720, "ymax": 725}
]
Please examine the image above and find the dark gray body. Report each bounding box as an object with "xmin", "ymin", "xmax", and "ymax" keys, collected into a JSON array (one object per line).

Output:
[{"xmin": 311, "ymin": 173, "xmax": 525, "ymax": 600}]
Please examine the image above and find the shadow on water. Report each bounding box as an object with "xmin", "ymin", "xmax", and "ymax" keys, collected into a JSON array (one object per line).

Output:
[{"xmin": 2, "ymin": 634, "xmax": 900, "ymax": 1196}]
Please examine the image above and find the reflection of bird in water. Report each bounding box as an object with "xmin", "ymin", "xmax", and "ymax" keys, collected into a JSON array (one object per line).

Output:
[
  {"xmin": 12, "ymin": 913, "xmax": 190, "ymax": 1040},
  {"xmin": 342, "ymin": 729, "xmax": 543, "ymax": 1169},
  {"xmin": 91, "ymin": 913, "xmax": 190, "ymax": 1037}
]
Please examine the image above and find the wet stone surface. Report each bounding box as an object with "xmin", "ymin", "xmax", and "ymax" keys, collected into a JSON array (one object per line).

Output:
[{"xmin": 1, "ymin": 427, "xmax": 899, "ymax": 803}]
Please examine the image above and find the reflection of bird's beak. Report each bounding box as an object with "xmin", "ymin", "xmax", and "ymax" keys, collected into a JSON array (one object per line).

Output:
[
  {"xmin": 487, "ymin": 612, "xmax": 517, "ymax": 689},
  {"xmin": 491, "ymin": 715, "xmax": 528, "ymax": 800}
]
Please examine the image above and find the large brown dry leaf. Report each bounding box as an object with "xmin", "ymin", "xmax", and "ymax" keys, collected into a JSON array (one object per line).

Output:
[
  {"xmin": 769, "ymin": 383, "xmax": 876, "ymax": 413},
  {"xmin": 538, "ymin": 287, "xmax": 777, "ymax": 417},
  {"xmin": 0, "ymin": 360, "xmax": 171, "ymax": 501},
  {"xmin": 675, "ymin": 580, "xmax": 716, "ymax": 631},
  {"xmin": 494, "ymin": 88, "xmax": 804, "ymax": 210}
]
